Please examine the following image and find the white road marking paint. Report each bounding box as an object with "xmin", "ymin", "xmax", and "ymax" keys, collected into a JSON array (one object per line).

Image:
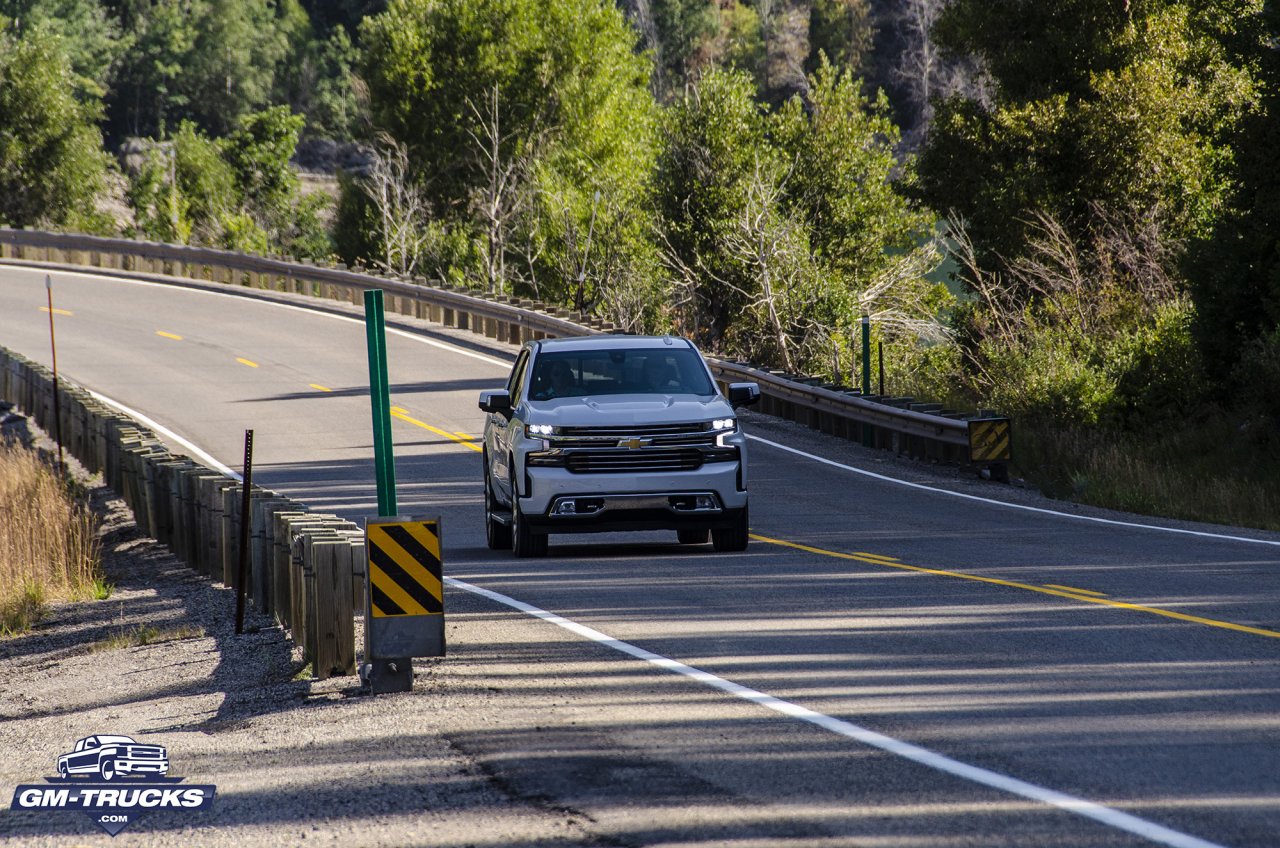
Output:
[
  {"xmin": 86, "ymin": 390, "xmax": 241, "ymax": 481},
  {"xmin": 749, "ymin": 434, "xmax": 1280, "ymax": 549},
  {"xmin": 5, "ymin": 267, "xmax": 1251, "ymax": 845},
  {"xmin": 54, "ymin": 270, "xmax": 513, "ymax": 368},
  {"xmin": 447, "ymin": 575, "xmax": 1227, "ymax": 848}
]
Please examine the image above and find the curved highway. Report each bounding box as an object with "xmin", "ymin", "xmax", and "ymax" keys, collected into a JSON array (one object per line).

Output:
[{"xmin": 2, "ymin": 265, "xmax": 1279, "ymax": 848}]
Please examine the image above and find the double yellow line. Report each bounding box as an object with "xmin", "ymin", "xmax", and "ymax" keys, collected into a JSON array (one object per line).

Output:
[
  {"xmin": 750, "ymin": 533, "xmax": 1280, "ymax": 640},
  {"xmin": 390, "ymin": 407, "xmax": 482, "ymax": 453}
]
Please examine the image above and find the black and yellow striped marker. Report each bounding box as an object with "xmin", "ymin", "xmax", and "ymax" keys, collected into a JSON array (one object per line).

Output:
[
  {"xmin": 968, "ymin": 417, "xmax": 1012, "ymax": 463},
  {"xmin": 367, "ymin": 520, "xmax": 443, "ymax": 618}
]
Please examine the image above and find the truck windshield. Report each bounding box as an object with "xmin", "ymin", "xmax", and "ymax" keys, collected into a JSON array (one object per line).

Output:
[{"xmin": 528, "ymin": 348, "xmax": 715, "ymax": 400}]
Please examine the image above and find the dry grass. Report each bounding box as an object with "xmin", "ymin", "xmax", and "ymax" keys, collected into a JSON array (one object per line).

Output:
[
  {"xmin": 0, "ymin": 441, "xmax": 104, "ymax": 635},
  {"xmin": 89, "ymin": 624, "xmax": 205, "ymax": 652},
  {"xmin": 1015, "ymin": 417, "xmax": 1280, "ymax": 532}
]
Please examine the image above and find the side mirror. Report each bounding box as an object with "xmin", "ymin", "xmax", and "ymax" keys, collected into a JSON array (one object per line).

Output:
[
  {"xmin": 727, "ymin": 382, "xmax": 760, "ymax": 409},
  {"xmin": 478, "ymin": 389, "xmax": 512, "ymax": 415}
]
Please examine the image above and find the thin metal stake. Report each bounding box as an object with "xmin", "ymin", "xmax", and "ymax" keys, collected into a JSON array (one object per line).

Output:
[
  {"xmin": 878, "ymin": 342, "xmax": 885, "ymax": 397},
  {"xmin": 45, "ymin": 275, "xmax": 65, "ymax": 478},
  {"xmin": 235, "ymin": 429, "xmax": 254, "ymax": 635}
]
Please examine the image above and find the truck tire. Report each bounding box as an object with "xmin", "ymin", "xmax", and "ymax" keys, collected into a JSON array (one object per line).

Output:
[
  {"xmin": 484, "ymin": 452, "xmax": 512, "ymax": 551},
  {"xmin": 510, "ymin": 467, "xmax": 547, "ymax": 558},
  {"xmin": 677, "ymin": 528, "xmax": 709, "ymax": 545},
  {"xmin": 711, "ymin": 506, "xmax": 749, "ymax": 553},
  {"xmin": 100, "ymin": 758, "xmax": 116, "ymax": 781}
]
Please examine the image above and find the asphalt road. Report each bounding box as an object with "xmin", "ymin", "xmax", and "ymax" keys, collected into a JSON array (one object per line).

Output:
[{"xmin": 2, "ymin": 265, "xmax": 1279, "ymax": 848}]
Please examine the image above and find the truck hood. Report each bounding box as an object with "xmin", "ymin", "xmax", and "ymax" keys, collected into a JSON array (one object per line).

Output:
[{"xmin": 527, "ymin": 394, "xmax": 733, "ymax": 427}]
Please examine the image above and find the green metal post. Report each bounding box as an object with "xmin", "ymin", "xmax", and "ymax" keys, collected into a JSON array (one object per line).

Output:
[
  {"xmin": 364, "ymin": 289, "xmax": 398, "ymax": 516},
  {"xmin": 861, "ymin": 315, "xmax": 873, "ymax": 447}
]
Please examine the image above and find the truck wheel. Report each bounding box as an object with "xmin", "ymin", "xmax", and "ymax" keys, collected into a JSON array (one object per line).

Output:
[
  {"xmin": 100, "ymin": 759, "xmax": 116, "ymax": 781},
  {"xmin": 677, "ymin": 528, "xmax": 709, "ymax": 545},
  {"xmin": 711, "ymin": 506, "xmax": 749, "ymax": 553},
  {"xmin": 510, "ymin": 468, "xmax": 547, "ymax": 558},
  {"xmin": 58, "ymin": 761, "xmax": 68, "ymax": 778},
  {"xmin": 484, "ymin": 455, "xmax": 512, "ymax": 551}
]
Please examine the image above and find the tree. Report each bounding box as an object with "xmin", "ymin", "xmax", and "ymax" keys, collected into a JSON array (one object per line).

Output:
[
  {"xmin": 773, "ymin": 57, "xmax": 931, "ymax": 283},
  {"xmin": 0, "ymin": 0, "xmax": 127, "ymax": 99},
  {"xmin": 0, "ymin": 23, "xmax": 112, "ymax": 230},
  {"xmin": 358, "ymin": 0, "xmax": 658, "ymax": 307},
  {"xmin": 109, "ymin": 0, "xmax": 304, "ymax": 139},
  {"xmin": 657, "ymin": 67, "xmax": 773, "ymax": 349},
  {"xmin": 920, "ymin": 0, "xmax": 1258, "ymax": 273},
  {"xmin": 1184, "ymin": 4, "xmax": 1280, "ymax": 397},
  {"xmin": 658, "ymin": 64, "xmax": 945, "ymax": 373},
  {"xmin": 224, "ymin": 105, "xmax": 305, "ymax": 238}
]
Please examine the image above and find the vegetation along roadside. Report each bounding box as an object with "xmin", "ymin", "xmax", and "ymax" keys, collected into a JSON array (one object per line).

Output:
[
  {"xmin": 1, "ymin": 0, "xmax": 1277, "ymax": 529},
  {"xmin": 0, "ymin": 427, "xmax": 107, "ymax": 636}
]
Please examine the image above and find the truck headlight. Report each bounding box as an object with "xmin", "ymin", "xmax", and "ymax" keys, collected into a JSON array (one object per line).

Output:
[
  {"xmin": 525, "ymin": 423, "xmax": 557, "ymax": 438},
  {"xmin": 708, "ymin": 418, "xmax": 736, "ymax": 433}
]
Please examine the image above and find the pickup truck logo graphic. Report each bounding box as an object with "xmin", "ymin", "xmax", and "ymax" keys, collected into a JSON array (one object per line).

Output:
[
  {"xmin": 9, "ymin": 734, "xmax": 214, "ymax": 836},
  {"xmin": 57, "ymin": 734, "xmax": 169, "ymax": 781}
]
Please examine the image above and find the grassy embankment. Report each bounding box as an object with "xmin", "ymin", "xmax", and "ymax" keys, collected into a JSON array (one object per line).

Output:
[
  {"xmin": 1014, "ymin": 418, "xmax": 1280, "ymax": 532},
  {"xmin": 0, "ymin": 441, "xmax": 107, "ymax": 635}
]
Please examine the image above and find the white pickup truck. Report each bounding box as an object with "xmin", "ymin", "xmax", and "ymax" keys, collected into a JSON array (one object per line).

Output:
[{"xmin": 57, "ymin": 735, "xmax": 169, "ymax": 780}]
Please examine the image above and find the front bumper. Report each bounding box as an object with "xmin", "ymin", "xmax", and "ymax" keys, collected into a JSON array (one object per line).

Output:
[
  {"xmin": 519, "ymin": 463, "xmax": 748, "ymax": 532},
  {"xmin": 117, "ymin": 761, "xmax": 169, "ymax": 775}
]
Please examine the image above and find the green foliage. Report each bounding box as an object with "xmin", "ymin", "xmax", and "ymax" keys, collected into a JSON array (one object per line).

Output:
[
  {"xmin": 658, "ymin": 64, "xmax": 946, "ymax": 374},
  {"xmin": 657, "ymin": 67, "xmax": 773, "ymax": 347},
  {"xmin": 126, "ymin": 108, "xmax": 318, "ymax": 259},
  {"xmin": 110, "ymin": 0, "xmax": 305, "ymax": 139},
  {"xmin": 1, "ymin": 0, "xmax": 127, "ymax": 99},
  {"xmin": 921, "ymin": 0, "xmax": 1258, "ymax": 272},
  {"xmin": 807, "ymin": 0, "xmax": 872, "ymax": 77},
  {"xmin": 173, "ymin": 121, "xmax": 238, "ymax": 240},
  {"xmin": 773, "ymin": 57, "xmax": 930, "ymax": 281},
  {"xmin": 333, "ymin": 169, "xmax": 381, "ymax": 265},
  {"xmin": 1185, "ymin": 5, "xmax": 1280, "ymax": 392},
  {"xmin": 126, "ymin": 145, "xmax": 190, "ymax": 243},
  {"xmin": 283, "ymin": 191, "xmax": 336, "ymax": 260},
  {"xmin": 225, "ymin": 106, "xmax": 305, "ymax": 233},
  {"xmin": 278, "ymin": 26, "xmax": 360, "ymax": 139},
  {"xmin": 651, "ymin": 0, "xmax": 721, "ymax": 92},
  {"xmin": 0, "ymin": 23, "xmax": 112, "ymax": 229},
  {"xmin": 219, "ymin": 211, "xmax": 271, "ymax": 254},
  {"xmin": 358, "ymin": 0, "xmax": 658, "ymax": 309}
]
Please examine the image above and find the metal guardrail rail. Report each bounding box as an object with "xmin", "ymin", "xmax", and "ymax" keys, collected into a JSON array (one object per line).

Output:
[{"xmin": 0, "ymin": 228, "xmax": 1011, "ymax": 472}]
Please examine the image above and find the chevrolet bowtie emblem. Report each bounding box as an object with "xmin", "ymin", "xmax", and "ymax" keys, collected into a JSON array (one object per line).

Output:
[{"xmin": 619, "ymin": 437, "xmax": 650, "ymax": 449}]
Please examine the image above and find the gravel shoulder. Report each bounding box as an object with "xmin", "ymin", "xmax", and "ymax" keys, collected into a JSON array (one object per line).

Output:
[{"xmin": 0, "ymin": 449, "xmax": 606, "ymax": 847}]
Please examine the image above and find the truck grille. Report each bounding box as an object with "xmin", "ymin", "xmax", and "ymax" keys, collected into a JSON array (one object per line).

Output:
[
  {"xmin": 551, "ymin": 423, "xmax": 716, "ymax": 448},
  {"xmin": 564, "ymin": 448, "xmax": 704, "ymax": 473}
]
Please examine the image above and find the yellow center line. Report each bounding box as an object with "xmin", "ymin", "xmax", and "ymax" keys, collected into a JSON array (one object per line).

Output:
[
  {"xmin": 389, "ymin": 407, "xmax": 482, "ymax": 453},
  {"xmin": 853, "ymin": 552, "xmax": 901, "ymax": 563},
  {"xmin": 1044, "ymin": 584, "xmax": 1108, "ymax": 597},
  {"xmin": 310, "ymin": 384, "xmax": 333, "ymax": 393},
  {"xmin": 236, "ymin": 358, "xmax": 259, "ymax": 368},
  {"xmin": 155, "ymin": 330, "xmax": 183, "ymax": 341},
  {"xmin": 749, "ymin": 533, "xmax": 1280, "ymax": 640},
  {"xmin": 40, "ymin": 306, "xmax": 73, "ymax": 316}
]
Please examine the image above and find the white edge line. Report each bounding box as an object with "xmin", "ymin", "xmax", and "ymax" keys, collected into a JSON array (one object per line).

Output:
[
  {"xmin": 55, "ymin": 270, "xmax": 513, "ymax": 369},
  {"xmin": 33, "ymin": 269, "xmax": 1227, "ymax": 847},
  {"xmin": 86, "ymin": 390, "xmax": 241, "ymax": 481},
  {"xmin": 445, "ymin": 576, "xmax": 1226, "ymax": 848},
  {"xmin": 748, "ymin": 434, "xmax": 1280, "ymax": 549}
]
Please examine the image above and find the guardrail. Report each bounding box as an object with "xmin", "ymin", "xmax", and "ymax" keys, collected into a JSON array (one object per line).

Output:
[
  {"xmin": 0, "ymin": 228, "xmax": 1011, "ymax": 473},
  {"xmin": 0, "ymin": 345, "xmax": 361, "ymax": 679}
]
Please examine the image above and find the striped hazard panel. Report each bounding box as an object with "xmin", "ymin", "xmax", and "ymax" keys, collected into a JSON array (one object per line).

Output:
[
  {"xmin": 968, "ymin": 418, "xmax": 1012, "ymax": 463},
  {"xmin": 367, "ymin": 521, "xmax": 443, "ymax": 618}
]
